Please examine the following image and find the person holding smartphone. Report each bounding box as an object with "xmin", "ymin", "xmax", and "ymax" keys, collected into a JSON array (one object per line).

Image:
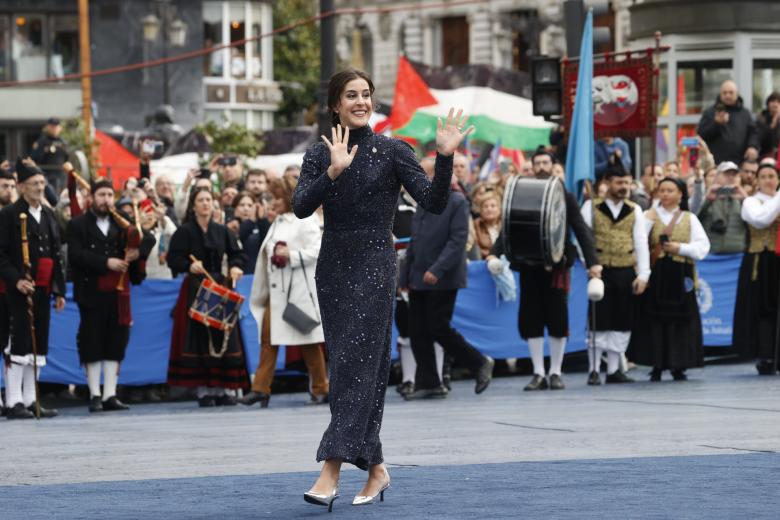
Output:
[
  {"xmin": 629, "ymin": 178, "xmax": 710, "ymax": 381},
  {"xmin": 697, "ymin": 80, "xmax": 760, "ymax": 164},
  {"xmin": 696, "ymin": 161, "xmax": 748, "ymax": 253}
]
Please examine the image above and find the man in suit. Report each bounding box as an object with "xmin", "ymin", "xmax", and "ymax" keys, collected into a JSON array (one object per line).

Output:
[
  {"xmin": 400, "ymin": 174, "xmax": 494, "ymax": 400},
  {"xmin": 0, "ymin": 158, "xmax": 66, "ymax": 419},
  {"xmin": 488, "ymin": 150, "xmax": 601, "ymax": 391},
  {"xmin": 67, "ymin": 179, "xmax": 155, "ymax": 413}
]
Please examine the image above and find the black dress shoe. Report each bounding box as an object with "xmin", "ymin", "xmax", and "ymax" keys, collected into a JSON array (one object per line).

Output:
[
  {"xmin": 396, "ymin": 381, "xmax": 415, "ymax": 397},
  {"xmin": 549, "ymin": 374, "xmax": 565, "ymax": 390},
  {"xmin": 0, "ymin": 406, "xmax": 7, "ymax": 417},
  {"xmin": 756, "ymin": 360, "xmax": 776, "ymax": 375},
  {"xmin": 307, "ymin": 394, "xmax": 329, "ymax": 406},
  {"xmin": 403, "ymin": 386, "xmax": 448, "ymax": 401},
  {"xmin": 102, "ymin": 396, "xmax": 130, "ymax": 411},
  {"xmin": 671, "ymin": 369, "xmax": 688, "ymax": 381},
  {"xmin": 587, "ymin": 371, "xmax": 601, "ymax": 386},
  {"xmin": 606, "ymin": 371, "xmax": 635, "ymax": 384},
  {"xmin": 89, "ymin": 396, "xmax": 103, "ymax": 413},
  {"xmin": 524, "ymin": 374, "xmax": 548, "ymax": 391},
  {"xmin": 650, "ymin": 369, "xmax": 662, "ymax": 382},
  {"xmin": 215, "ymin": 394, "xmax": 237, "ymax": 406},
  {"xmin": 475, "ymin": 356, "xmax": 495, "ymax": 394},
  {"xmin": 238, "ymin": 391, "xmax": 270, "ymax": 407},
  {"xmin": 198, "ymin": 395, "xmax": 216, "ymax": 408},
  {"xmin": 7, "ymin": 403, "xmax": 34, "ymax": 420},
  {"xmin": 27, "ymin": 404, "xmax": 58, "ymax": 418}
]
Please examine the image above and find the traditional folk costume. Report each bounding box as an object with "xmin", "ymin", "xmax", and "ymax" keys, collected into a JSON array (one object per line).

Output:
[
  {"xmin": 67, "ymin": 180, "xmax": 155, "ymax": 412},
  {"xmin": 490, "ymin": 175, "xmax": 598, "ymax": 391},
  {"xmin": 166, "ymin": 219, "xmax": 249, "ymax": 406},
  {"xmin": 0, "ymin": 159, "xmax": 66, "ymax": 419},
  {"xmin": 733, "ymin": 186, "xmax": 780, "ymax": 374},
  {"xmin": 629, "ymin": 201, "xmax": 710, "ymax": 380},
  {"xmin": 580, "ymin": 196, "xmax": 650, "ymax": 384},
  {"xmin": 0, "ymin": 167, "xmax": 11, "ymax": 415}
]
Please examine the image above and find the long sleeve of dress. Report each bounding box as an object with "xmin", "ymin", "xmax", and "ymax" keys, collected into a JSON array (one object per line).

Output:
[
  {"xmin": 678, "ymin": 213, "xmax": 711, "ymax": 260},
  {"xmin": 632, "ymin": 206, "xmax": 652, "ymax": 280},
  {"xmin": 394, "ymin": 141, "xmax": 452, "ymax": 215},
  {"xmin": 741, "ymin": 193, "xmax": 780, "ymax": 228},
  {"xmin": 225, "ymin": 227, "xmax": 246, "ymax": 271},
  {"xmin": 293, "ymin": 144, "xmax": 336, "ymax": 219},
  {"xmin": 166, "ymin": 227, "xmax": 191, "ymax": 276}
]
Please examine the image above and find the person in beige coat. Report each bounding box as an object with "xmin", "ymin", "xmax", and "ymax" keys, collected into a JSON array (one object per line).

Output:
[{"xmin": 242, "ymin": 177, "xmax": 328, "ymax": 407}]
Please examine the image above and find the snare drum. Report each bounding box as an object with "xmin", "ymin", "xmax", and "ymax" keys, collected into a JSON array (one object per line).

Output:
[
  {"xmin": 501, "ymin": 176, "xmax": 566, "ymax": 266},
  {"xmin": 188, "ymin": 278, "xmax": 245, "ymax": 331}
]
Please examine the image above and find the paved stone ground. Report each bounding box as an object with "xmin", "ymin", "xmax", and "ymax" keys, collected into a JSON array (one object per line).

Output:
[{"xmin": 2, "ymin": 362, "xmax": 779, "ymax": 518}]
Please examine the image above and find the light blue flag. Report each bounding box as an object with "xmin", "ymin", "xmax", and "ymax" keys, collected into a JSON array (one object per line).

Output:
[{"xmin": 564, "ymin": 10, "xmax": 594, "ymax": 204}]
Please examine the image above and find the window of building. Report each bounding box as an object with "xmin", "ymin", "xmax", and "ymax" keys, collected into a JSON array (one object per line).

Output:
[
  {"xmin": 441, "ymin": 16, "xmax": 468, "ymax": 66},
  {"xmin": 752, "ymin": 59, "xmax": 780, "ymax": 113},
  {"xmin": 203, "ymin": 2, "xmax": 224, "ymax": 77},
  {"xmin": 204, "ymin": 2, "xmax": 266, "ymax": 81},
  {"xmin": 49, "ymin": 15, "xmax": 79, "ymax": 78},
  {"xmin": 676, "ymin": 60, "xmax": 732, "ymax": 115},
  {"xmin": 0, "ymin": 13, "xmax": 80, "ymax": 82}
]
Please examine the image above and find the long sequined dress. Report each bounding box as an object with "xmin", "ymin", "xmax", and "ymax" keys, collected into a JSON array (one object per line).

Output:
[{"xmin": 293, "ymin": 125, "xmax": 452, "ymax": 470}]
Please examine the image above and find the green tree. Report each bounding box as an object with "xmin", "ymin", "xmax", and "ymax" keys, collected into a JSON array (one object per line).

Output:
[
  {"xmin": 273, "ymin": 0, "xmax": 320, "ymax": 127},
  {"xmin": 194, "ymin": 120, "xmax": 264, "ymax": 156},
  {"xmin": 60, "ymin": 117, "xmax": 101, "ymax": 178}
]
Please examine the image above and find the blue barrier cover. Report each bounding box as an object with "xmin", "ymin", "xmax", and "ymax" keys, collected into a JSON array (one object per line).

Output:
[{"xmin": 0, "ymin": 257, "xmax": 741, "ymax": 386}]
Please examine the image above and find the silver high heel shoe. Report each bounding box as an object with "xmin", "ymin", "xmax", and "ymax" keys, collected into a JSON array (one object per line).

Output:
[
  {"xmin": 352, "ymin": 467, "xmax": 390, "ymax": 506},
  {"xmin": 304, "ymin": 483, "xmax": 339, "ymax": 513}
]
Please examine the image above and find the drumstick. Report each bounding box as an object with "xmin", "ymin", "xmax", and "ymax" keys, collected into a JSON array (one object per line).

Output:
[{"xmin": 188, "ymin": 254, "xmax": 216, "ymax": 284}]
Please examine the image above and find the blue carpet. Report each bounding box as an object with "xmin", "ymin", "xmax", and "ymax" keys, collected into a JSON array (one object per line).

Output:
[{"xmin": 3, "ymin": 454, "xmax": 778, "ymax": 519}]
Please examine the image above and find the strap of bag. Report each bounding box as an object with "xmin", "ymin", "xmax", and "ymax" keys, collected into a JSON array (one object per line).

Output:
[{"xmin": 286, "ymin": 250, "xmax": 318, "ymax": 310}]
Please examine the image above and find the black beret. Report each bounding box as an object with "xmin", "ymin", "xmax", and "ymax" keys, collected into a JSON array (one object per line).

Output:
[
  {"xmin": 91, "ymin": 178, "xmax": 114, "ymax": 194},
  {"xmin": 15, "ymin": 157, "xmax": 44, "ymax": 183}
]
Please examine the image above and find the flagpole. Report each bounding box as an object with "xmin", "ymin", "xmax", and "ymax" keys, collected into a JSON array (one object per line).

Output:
[{"xmin": 650, "ymin": 31, "xmax": 662, "ymax": 176}]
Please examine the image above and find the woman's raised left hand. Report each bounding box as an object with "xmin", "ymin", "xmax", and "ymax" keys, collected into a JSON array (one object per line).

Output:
[{"xmin": 436, "ymin": 108, "xmax": 474, "ymax": 157}]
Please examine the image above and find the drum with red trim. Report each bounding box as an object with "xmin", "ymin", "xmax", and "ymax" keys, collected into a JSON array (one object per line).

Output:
[{"xmin": 188, "ymin": 278, "xmax": 244, "ymax": 331}]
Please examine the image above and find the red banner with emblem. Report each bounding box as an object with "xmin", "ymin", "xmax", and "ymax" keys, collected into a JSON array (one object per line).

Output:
[{"xmin": 563, "ymin": 54, "xmax": 655, "ymax": 139}]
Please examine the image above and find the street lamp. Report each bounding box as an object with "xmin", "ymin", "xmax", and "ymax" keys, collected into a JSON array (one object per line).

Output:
[{"xmin": 142, "ymin": 1, "xmax": 188, "ymax": 105}]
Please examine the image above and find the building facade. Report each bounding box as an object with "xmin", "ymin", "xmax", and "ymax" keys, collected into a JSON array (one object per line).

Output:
[
  {"xmin": 0, "ymin": 0, "xmax": 279, "ymax": 160},
  {"xmin": 629, "ymin": 0, "xmax": 780, "ymax": 166},
  {"xmin": 333, "ymin": 0, "xmax": 619, "ymax": 103}
]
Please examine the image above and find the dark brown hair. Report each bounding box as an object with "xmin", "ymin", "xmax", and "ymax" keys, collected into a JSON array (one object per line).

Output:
[
  {"xmin": 184, "ymin": 186, "xmax": 213, "ymax": 223},
  {"xmin": 246, "ymin": 169, "xmax": 267, "ymax": 181},
  {"xmin": 328, "ymin": 68, "xmax": 375, "ymax": 127},
  {"xmin": 231, "ymin": 190, "xmax": 256, "ymax": 210},
  {"xmin": 268, "ymin": 176, "xmax": 298, "ymax": 213}
]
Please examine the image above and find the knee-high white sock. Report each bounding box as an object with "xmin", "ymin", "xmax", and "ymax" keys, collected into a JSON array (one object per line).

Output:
[
  {"xmin": 607, "ymin": 351, "xmax": 620, "ymax": 375},
  {"xmin": 6, "ymin": 363, "xmax": 24, "ymax": 406},
  {"xmin": 86, "ymin": 362, "xmax": 102, "ymax": 398},
  {"xmin": 619, "ymin": 352, "xmax": 629, "ymax": 373},
  {"xmin": 548, "ymin": 337, "xmax": 566, "ymax": 376},
  {"xmin": 398, "ymin": 338, "xmax": 417, "ymax": 384},
  {"xmin": 102, "ymin": 361, "xmax": 119, "ymax": 400},
  {"xmin": 527, "ymin": 337, "xmax": 545, "ymax": 376},
  {"xmin": 434, "ymin": 342, "xmax": 445, "ymax": 382},
  {"xmin": 22, "ymin": 365, "xmax": 37, "ymax": 407}
]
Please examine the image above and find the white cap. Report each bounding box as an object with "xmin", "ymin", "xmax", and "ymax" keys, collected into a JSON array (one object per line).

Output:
[
  {"xmin": 717, "ymin": 161, "xmax": 739, "ymax": 174},
  {"xmin": 587, "ymin": 278, "xmax": 605, "ymax": 302}
]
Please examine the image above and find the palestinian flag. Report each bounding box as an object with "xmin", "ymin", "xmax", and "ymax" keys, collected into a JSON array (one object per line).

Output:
[{"xmin": 379, "ymin": 56, "xmax": 553, "ymax": 151}]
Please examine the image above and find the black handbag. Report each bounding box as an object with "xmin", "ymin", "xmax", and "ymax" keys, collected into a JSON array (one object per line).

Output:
[{"xmin": 281, "ymin": 251, "xmax": 321, "ymax": 334}]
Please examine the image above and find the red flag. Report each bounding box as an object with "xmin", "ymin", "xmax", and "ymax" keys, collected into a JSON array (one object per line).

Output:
[{"xmin": 380, "ymin": 55, "xmax": 437, "ymax": 134}]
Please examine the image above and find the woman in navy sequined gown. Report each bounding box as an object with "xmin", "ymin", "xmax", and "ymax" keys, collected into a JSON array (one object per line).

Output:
[{"xmin": 294, "ymin": 69, "xmax": 473, "ymax": 509}]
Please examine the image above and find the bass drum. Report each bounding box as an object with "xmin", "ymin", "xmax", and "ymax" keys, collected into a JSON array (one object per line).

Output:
[{"xmin": 500, "ymin": 176, "xmax": 566, "ymax": 266}]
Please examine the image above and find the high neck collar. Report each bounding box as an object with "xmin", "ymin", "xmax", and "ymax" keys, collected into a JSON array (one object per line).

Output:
[{"xmin": 347, "ymin": 125, "xmax": 372, "ymax": 147}]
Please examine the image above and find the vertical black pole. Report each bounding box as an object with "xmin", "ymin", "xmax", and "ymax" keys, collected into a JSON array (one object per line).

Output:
[
  {"xmin": 318, "ymin": 0, "xmax": 336, "ymax": 137},
  {"xmin": 563, "ymin": 0, "xmax": 584, "ymax": 58},
  {"xmin": 162, "ymin": 1, "xmax": 170, "ymax": 105}
]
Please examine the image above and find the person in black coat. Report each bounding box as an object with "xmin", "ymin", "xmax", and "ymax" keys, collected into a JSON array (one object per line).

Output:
[
  {"xmin": 0, "ymin": 158, "xmax": 66, "ymax": 419},
  {"xmin": 488, "ymin": 150, "xmax": 600, "ymax": 391},
  {"xmin": 756, "ymin": 91, "xmax": 780, "ymax": 159},
  {"xmin": 166, "ymin": 187, "xmax": 249, "ymax": 407},
  {"xmin": 400, "ymin": 181, "xmax": 494, "ymax": 400},
  {"xmin": 67, "ymin": 179, "xmax": 155, "ymax": 413},
  {"xmin": 30, "ymin": 118, "xmax": 70, "ymax": 196},
  {"xmin": 0, "ymin": 165, "xmax": 14, "ymax": 415},
  {"xmin": 697, "ymin": 80, "xmax": 760, "ymax": 164}
]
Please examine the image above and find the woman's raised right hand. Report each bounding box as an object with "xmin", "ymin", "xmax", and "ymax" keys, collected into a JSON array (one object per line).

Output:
[{"xmin": 321, "ymin": 124, "xmax": 358, "ymax": 181}]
